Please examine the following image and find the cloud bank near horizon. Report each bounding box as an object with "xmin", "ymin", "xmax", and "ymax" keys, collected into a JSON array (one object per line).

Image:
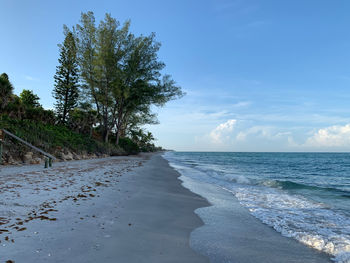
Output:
[{"xmin": 185, "ymin": 118, "xmax": 350, "ymax": 152}]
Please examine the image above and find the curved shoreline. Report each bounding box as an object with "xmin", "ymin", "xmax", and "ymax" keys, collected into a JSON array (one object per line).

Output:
[
  {"xmin": 172, "ymin": 160, "xmax": 333, "ymax": 263},
  {"xmin": 103, "ymin": 153, "xmax": 210, "ymax": 262}
]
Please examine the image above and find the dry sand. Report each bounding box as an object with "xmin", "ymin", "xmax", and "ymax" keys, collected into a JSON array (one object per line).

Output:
[{"xmin": 0, "ymin": 153, "xmax": 209, "ymax": 262}]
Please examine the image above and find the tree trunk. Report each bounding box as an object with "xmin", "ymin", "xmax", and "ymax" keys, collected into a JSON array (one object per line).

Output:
[
  {"xmin": 116, "ymin": 129, "xmax": 120, "ymax": 146},
  {"xmin": 115, "ymin": 104, "xmax": 123, "ymax": 146},
  {"xmin": 102, "ymin": 107, "xmax": 109, "ymax": 143},
  {"xmin": 103, "ymin": 129, "xmax": 109, "ymax": 143},
  {"xmin": 89, "ymin": 126, "xmax": 93, "ymax": 138},
  {"xmin": 62, "ymin": 73, "xmax": 70, "ymax": 124}
]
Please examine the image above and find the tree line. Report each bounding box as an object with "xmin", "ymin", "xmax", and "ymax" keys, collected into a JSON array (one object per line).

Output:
[{"xmin": 0, "ymin": 12, "xmax": 182, "ymax": 152}]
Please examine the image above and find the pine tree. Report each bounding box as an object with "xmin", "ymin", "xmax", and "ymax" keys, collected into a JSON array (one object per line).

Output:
[{"xmin": 53, "ymin": 26, "xmax": 80, "ymax": 124}]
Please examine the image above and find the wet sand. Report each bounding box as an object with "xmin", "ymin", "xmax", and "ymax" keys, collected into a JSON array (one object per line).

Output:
[{"xmin": 180, "ymin": 174, "xmax": 332, "ymax": 263}]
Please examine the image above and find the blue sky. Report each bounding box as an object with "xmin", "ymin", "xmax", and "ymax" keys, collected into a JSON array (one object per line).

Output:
[{"xmin": 1, "ymin": 0, "xmax": 350, "ymax": 151}]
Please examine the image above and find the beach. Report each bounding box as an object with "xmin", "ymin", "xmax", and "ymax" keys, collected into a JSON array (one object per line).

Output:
[
  {"xmin": 0, "ymin": 153, "xmax": 208, "ymax": 262},
  {"xmin": 0, "ymin": 153, "xmax": 334, "ymax": 262}
]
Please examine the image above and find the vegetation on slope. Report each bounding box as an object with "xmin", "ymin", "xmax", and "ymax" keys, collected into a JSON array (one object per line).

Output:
[
  {"xmin": 0, "ymin": 116, "xmax": 122, "ymax": 156},
  {"xmin": 0, "ymin": 12, "xmax": 181, "ymax": 163}
]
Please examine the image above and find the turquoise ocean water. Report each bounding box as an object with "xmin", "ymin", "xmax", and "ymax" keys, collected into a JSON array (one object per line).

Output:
[{"xmin": 164, "ymin": 152, "xmax": 350, "ymax": 263}]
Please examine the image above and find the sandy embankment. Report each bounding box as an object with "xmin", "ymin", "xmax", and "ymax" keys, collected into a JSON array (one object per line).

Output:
[{"xmin": 0, "ymin": 153, "xmax": 209, "ymax": 263}]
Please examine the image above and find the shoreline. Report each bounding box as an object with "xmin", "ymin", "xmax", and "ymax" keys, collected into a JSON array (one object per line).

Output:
[
  {"xmin": 170, "ymin": 158, "xmax": 333, "ymax": 263},
  {"xmin": 102, "ymin": 153, "xmax": 210, "ymax": 262}
]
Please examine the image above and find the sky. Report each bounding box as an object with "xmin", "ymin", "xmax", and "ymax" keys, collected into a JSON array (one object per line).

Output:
[{"xmin": 1, "ymin": 0, "xmax": 350, "ymax": 152}]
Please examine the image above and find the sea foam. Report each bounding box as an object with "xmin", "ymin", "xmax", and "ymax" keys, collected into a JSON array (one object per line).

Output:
[
  {"xmin": 226, "ymin": 186, "xmax": 350, "ymax": 262},
  {"xmin": 163, "ymin": 151, "xmax": 350, "ymax": 263}
]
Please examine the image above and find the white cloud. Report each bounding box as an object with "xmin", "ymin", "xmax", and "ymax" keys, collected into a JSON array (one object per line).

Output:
[
  {"xmin": 232, "ymin": 101, "xmax": 251, "ymax": 108},
  {"xmin": 235, "ymin": 126, "xmax": 278, "ymax": 141},
  {"xmin": 24, "ymin": 75, "xmax": 40, "ymax": 81},
  {"xmin": 287, "ymin": 136, "xmax": 299, "ymax": 147},
  {"xmin": 236, "ymin": 131, "xmax": 247, "ymax": 141},
  {"xmin": 305, "ymin": 124, "xmax": 350, "ymax": 147},
  {"xmin": 210, "ymin": 119, "xmax": 237, "ymax": 143}
]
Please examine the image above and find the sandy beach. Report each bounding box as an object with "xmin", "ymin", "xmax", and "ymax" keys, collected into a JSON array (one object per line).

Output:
[
  {"xmin": 0, "ymin": 153, "xmax": 208, "ymax": 262},
  {"xmin": 0, "ymin": 153, "xmax": 334, "ymax": 262}
]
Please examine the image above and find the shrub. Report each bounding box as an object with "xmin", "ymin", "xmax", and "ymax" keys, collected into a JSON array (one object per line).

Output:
[
  {"xmin": 118, "ymin": 137, "xmax": 140, "ymax": 155},
  {"xmin": 0, "ymin": 116, "xmax": 122, "ymax": 155}
]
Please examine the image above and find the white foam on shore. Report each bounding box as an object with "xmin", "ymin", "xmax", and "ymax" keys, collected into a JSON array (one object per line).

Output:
[
  {"xmin": 225, "ymin": 186, "xmax": 350, "ymax": 263},
  {"xmin": 163, "ymin": 152, "xmax": 350, "ymax": 263}
]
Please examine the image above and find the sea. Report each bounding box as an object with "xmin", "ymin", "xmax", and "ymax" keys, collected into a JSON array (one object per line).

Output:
[{"xmin": 163, "ymin": 152, "xmax": 350, "ymax": 263}]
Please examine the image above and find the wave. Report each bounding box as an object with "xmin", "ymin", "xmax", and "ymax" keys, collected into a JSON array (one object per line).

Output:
[
  {"xmin": 193, "ymin": 165, "xmax": 350, "ymax": 199},
  {"xmin": 164, "ymin": 152, "xmax": 350, "ymax": 262},
  {"xmin": 228, "ymin": 186, "xmax": 350, "ymax": 263},
  {"xmin": 261, "ymin": 180, "xmax": 350, "ymax": 198},
  {"xmin": 169, "ymin": 153, "xmax": 350, "ymax": 200}
]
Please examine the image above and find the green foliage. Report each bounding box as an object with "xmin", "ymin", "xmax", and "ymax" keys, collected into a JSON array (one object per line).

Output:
[
  {"xmin": 0, "ymin": 12, "xmax": 182, "ymax": 158},
  {"xmin": 118, "ymin": 137, "xmax": 140, "ymax": 155},
  {"xmin": 68, "ymin": 107, "xmax": 97, "ymax": 136},
  {"xmin": 23, "ymin": 107, "xmax": 55, "ymax": 124},
  {"xmin": 76, "ymin": 12, "xmax": 130, "ymax": 142},
  {"xmin": 53, "ymin": 26, "xmax": 80, "ymax": 124},
  {"xmin": 75, "ymin": 12, "xmax": 183, "ymax": 144},
  {"xmin": 130, "ymin": 128, "xmax": 157, "ymax": 152},
  {"xmin": 0, "ymin": 115, "xmax": 122, "ymax": 155},
  {"xmin": 19, "ymin": 89, "xmax": 41, "ymax": 108},
  {"xmin": 0, "ymin": 73, "xmax": 14, "ymax": 110},
  {"xmin": 4, "ymin": 95, "xmax": 24, "ymax": 119},
  {"xmin": 2, "ymin": 92, "xmax": 54, "ymax": 124}
]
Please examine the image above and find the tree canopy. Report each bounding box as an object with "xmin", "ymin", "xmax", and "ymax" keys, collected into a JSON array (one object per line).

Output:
[
  {"xmin": 75, "ymin": 12, "xmax": 183, "ymax": 143},
  {"xmin": 19, "ymin": 89, "xmax": 41, "ymax": 108}
]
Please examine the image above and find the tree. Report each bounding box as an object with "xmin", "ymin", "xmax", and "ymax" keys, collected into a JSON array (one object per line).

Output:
[
  {"xmin": 113, "ymin": 34, "xmax": 183, "ymax": 145},
  {"xmin": 130, "ymin": 128, "xmax": 156, "ymax": 151},
  {"xmin": 0, "ymin": 73, "xmax": 14, "ymax": 111},
  {"xmin": 76, "ymin": 12, "xmax": 130, "ymax": 142},
  {"xmin": 20, "ymin": 89, "xmax": 41, "ymax": 108},
  {"xmin": 53, "ymin": 26, "xmax": 80, "ymax": 124},
  {"xmin": 4, "ymin": 95, "xmax": 24, "ymax": 119},
  {"xmin": 68, "ymin": 103, "xmax": 97, "ymax": 137},
  {"xmin": 75, "ymin": 12, "xmax": 183, "ymax": 144}
]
